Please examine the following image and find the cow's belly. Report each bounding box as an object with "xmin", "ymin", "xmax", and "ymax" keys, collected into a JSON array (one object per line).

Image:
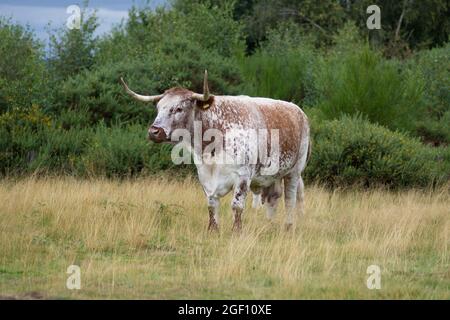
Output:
[
  {"xmin": 196, "ymin": 163, "xmax": 241, "ymax": 198},
  {"xmin": 250, "ymin": 163, "xmax": 295, "ymax": 189}
]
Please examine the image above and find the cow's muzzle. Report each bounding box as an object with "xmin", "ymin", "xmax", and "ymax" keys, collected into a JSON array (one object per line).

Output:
[{"xmin": 148, "ymin": 126, "xmax": 167, "ymax": 143}]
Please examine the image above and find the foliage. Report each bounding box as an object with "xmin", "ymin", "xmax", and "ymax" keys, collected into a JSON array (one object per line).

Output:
[
  {"xmin": 52, "ymin": 60, "xmax": 155, "ymax": 125},
  {"xmin": 239, "ymin": 22, "xmax": 316, "ymax": 103},
  {"xmin": 346, "ymin": 0, "xmax": 450, "ymax": 53},
  {"xmin": 304, "ymin": 115, "xmax": 449, "ymax": 188},
  {"xmin": 228, "ymin": 0, "xmax": 449, "ymax": 53},
  {"xmin": 47, "ymin": 3, "xmax": 99, "ymax": 82},
  {"xmin": 52, "ymin": 3, "xmax": 244, "ymax": 125},
  {"xmin": 0, "ymin": 106, "xmax": 52, "ymax": 175},
  {"xmin": 312, "ymin": 27, "xmax": 426, "ymax": 134},
  {"xmin": 0, "ymin": 104, "xmax": 51, "ymax": 132},
  {"xmin": 79, "ymin": 123, "xmax": 178, "ymax": 177},
  {"xmin": 0, "ymin": 18, "xmax": 48, "ymax": 112},
  {"xmin": 0, "ymin": 120, "xmax": 185, "ymax": 177},
  {"xmin": 0, "ymin": 2, "xmax": 448, "ymax": 188},
  {"xmin": 409, "ymin": 43, "xmax": 450, "ymax": 145}
]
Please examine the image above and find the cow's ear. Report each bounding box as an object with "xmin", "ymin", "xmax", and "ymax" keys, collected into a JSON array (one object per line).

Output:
[{"xmin": 194, "ymin": 96, "xmax": 214, "ymax": 110}]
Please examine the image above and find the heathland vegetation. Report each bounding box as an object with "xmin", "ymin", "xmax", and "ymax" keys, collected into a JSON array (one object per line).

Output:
[
  {"xmin": 0, "ymin": 1, "xmax": 449, "ymax": 299},
  {"xmin": 0, "ymin": 0, "xmax": 449, "ymax": 188}
]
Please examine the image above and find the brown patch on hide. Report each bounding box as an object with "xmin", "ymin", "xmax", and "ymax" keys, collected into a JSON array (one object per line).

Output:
[{"xmin": 257, "ymin": 102, "xmax": 305, "ymax": 164}]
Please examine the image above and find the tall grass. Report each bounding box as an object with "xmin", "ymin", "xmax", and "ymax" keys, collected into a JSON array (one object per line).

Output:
[{"xmin": 0, "ymin": 177, "xmax": 448, "ymax": 299}]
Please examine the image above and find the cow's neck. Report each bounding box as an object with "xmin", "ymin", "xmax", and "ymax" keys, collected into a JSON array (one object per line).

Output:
[{"xmin": 188, "ymin": 104, "xmax": 220, "ymax": 159}]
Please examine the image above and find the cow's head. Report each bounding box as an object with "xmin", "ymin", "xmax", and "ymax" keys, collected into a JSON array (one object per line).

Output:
[{"xmin": 120, "ymin": 71, "xmax": 212, "ymax": 143}]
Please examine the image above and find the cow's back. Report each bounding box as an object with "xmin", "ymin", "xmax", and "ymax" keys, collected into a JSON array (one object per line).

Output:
[{"xmin": 200, "ymin": 96, "xmax": 308, "ymax": 180}]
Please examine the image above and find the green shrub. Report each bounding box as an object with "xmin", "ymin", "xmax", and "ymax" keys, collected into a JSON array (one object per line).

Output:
[
  {"xmin": 0, "ymin": 105, "xmax": 51, "ymax": 174},
  {"xmin": 95, "ymin": 2, "xmax": 244, "ymax": 94},
  {"xmin": 47, "ymin": 4, "xmax": 99, "ymax": 82},
  {"xmin": 53, "ymin": 61, "xmax": 156, "ymax": 125},
  {"xmin": 28, "ymin": 127, "xmax": 92, "ymax": 174},
  {"xmin": 57, "ymin": 108, "xmax": 92, "ymax": 130},
  {"xmin": 78, "ymin": 123, "xmax": 180, "ymax": 177},
  {"xmin": 239, "ymin": 23, "xmax": 316, "ymax": 103},
  {"xmin": 0, "ymin": 18, "xmax": 48, "ymax": 112},
  {"xmin": 410, "ymin": 43, "xmax": 450, "ymax": 145},
  {"xmin": 312, "ymin": 25, "xmax": 426, "ymax": 134},
  {"xmin": 0, "ymin": 119, "xmax": 191, "ymax": 177},
  {"xmin": 54, "ymin": 3, "xmax": 245, "ymax": 125},
  {"xmin": 304, "ymin": 115, "xmax": 449, "ymax": 188}
]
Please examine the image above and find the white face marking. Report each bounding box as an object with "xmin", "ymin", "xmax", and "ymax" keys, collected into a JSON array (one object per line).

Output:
[{"xmin": 152, "ymin": 94, "xmax": 192, "ymax": 138}]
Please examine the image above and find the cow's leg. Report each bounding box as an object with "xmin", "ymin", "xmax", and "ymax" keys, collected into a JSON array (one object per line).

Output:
[
  {"xmin": 252, "ymin": 192, "xmax": 262, "ymax": 209},
  {"xmin": 231, "ymin": 178, "xmax": 250, "ymax": 232},
  {"xmin": 284, "ymin": 173, "xmax": 300, "ymax": 229},
  {"xmin": 207, "ymin": 196, "xmax": 220, "ymax": 232},
  {"xmin": 263, "ymin": 181, "xmax": 282, "ymax": 220}
]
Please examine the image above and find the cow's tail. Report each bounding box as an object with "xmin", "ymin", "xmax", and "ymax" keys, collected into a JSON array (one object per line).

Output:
[
  {"xmin": 298, "ymin": 123, "xmax": 311, "ymax": 174},
  {"xmin": 306, "ymin": 136, "xmax": 312, "ymax": 165},
  {"xmin": 297, "ymin": 134, "xmax": 310, "ymax": 206}
]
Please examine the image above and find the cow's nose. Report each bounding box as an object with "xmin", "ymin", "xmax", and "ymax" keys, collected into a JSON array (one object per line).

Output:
[
  {"xmin": 148, "ymin": 126, "xmax": 167, "ymax": 142},
  {"xmin": 150, "ymin": 127, "xmax": 160, "ymax": 136}
]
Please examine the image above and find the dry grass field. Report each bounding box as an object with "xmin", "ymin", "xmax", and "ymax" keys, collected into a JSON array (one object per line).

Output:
[{"xmin": 0, "ymin": 177, "xmax": 448, "ymax": 299}]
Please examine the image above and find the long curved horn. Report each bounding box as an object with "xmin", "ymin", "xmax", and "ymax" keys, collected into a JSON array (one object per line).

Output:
[
  {"xmin": 192, "ymin": 70, "xmax": 212, "ymax": 101},
  {"xmin": 120, "ymin": 77, "xmax": 163, "ymax": 102}
]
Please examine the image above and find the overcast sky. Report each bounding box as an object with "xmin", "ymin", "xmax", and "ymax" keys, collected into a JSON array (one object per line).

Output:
[{"xmin": 0, "ymin": 0, "xmax": 167, "ymax": 44}]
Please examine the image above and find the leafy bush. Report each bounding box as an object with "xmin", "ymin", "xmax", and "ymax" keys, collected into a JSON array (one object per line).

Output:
[
  {"xmin": 0, "ymin": 105, "xmax": 51, "ymax": 174},
  {"xmin": 26, "ymin": 128, "xmax": 91, "ymax": 174},
  {"xmin": 410, "ymin": 43, "xmax": 450, "ymax": 145},
  {"xmin": 57, "ymin": 108, "xmax": 92, "ymax": 130},
  {"xmin": 53, "ymin": 3, "xmax": 244, "ymax": 125},
  {"xmin": 312, "ymin": 25, "xmax": 426, "ymax": 134},
  {"xmin": 53, "ymin": 60, "xmax": 156, "ymax": 125},
  {"xmin": 0, "ymin": 18, "xmax": 48, "ymax": 112},
  {"xmin": 0, "ymin": 119, "xmax": 187, "ymax": 177},
  {"xmin": 79, "ymin": 123, "xmax": 177, "ymax": 177},
  {"xmin": 47, "ymin": 3, "xmax": 99, "ymax": 82},
  {"xmin": 314, "ymin": 47, "xmax": 425, "ymax": 132},
  {"xmin": 96, "ymin": 2, "xmax": 244, "ymax": 94},
  {"xmin": 239, "ymin": 22, "xmax": 317, "ymax": 103},
  {"xmin": 304, "ymin": 115, "xmax": 449, "ymax": 188}
]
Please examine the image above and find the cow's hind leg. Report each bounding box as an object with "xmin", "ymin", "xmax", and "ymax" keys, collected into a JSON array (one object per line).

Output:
[
  {"xmin": 208, "ymin": 196, "xmax": 220, "ymax": 232},
  {"xmin": 284, "ymin": 173, "xmax": 300, "ymax": 229},
  {"xmin": 263, "ymin": 181, "xmax": 282, "ymax": 220},
  {"xmin": 252, "ymin": 192, "xmax": 262, "ymax": 209},
  {"xmin": 231, "ymin": 178, "xmax": 250, "ymax": 232}
]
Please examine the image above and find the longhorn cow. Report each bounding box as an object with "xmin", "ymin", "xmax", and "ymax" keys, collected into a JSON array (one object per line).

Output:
[{"xmin": 120, "ymin": 71, "xmax": 310, "ymax": 231}]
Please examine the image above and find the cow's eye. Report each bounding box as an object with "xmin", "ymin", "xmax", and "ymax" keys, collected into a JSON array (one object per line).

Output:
[{"xmin": 175, "ymin": 107, "xmax": 183, "ymax": 113}]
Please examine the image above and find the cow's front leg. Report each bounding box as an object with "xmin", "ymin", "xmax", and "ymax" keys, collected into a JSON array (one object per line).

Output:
[
  {"xmin": 231, "ymin": 178, "xmax": 249, "ymax": 232},
  {"xmin": 208, "ymin": 196, "xmax": 220, "ymax": 232}
]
